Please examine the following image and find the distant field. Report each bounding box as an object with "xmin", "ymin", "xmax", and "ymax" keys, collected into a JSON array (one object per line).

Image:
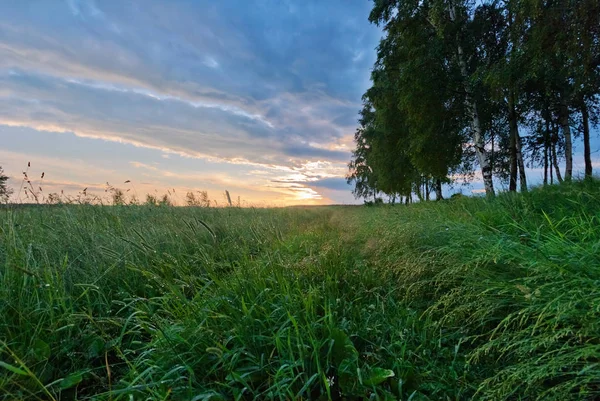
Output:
[{"xmin": 1, "ymin": 180, "xmax": 599, "ymax": 400}]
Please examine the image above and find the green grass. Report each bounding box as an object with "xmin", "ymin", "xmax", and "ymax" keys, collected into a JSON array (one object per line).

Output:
[{"xmin": 1, "ymin": 180, "xmax": 599, "ymax": 400}]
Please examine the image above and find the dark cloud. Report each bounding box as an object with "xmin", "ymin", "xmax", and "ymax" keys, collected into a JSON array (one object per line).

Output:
[
  {"xmin": 308, "ymin": 177, "xmax": 352, "ymax": 191},
  {"xmin": 273, "ymin": 177, "xmax": 351, "ymax": 192},
  {"xmin": 281, "ymin": 145, "xmax": 349, "ymax": 162}
]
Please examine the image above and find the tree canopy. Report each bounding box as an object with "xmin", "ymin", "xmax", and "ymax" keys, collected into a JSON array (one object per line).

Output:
[{"xmin": 349, "ymin": 0, "xmax": 600, "ymax": 201}]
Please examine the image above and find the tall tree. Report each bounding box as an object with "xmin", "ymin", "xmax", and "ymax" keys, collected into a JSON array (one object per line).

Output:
[
  {"xmin": 369, "ymin": 0, "xmax": 498, "ymax": 196},
  {"xmin": 350, "ymin": 0, "xmax": 599, "ymax": 202}
]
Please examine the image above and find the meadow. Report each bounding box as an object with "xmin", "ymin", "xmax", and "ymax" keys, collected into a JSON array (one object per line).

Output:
[{"xmin": 1, "ymin": 180, "xmax": 599, "ymax": 400}]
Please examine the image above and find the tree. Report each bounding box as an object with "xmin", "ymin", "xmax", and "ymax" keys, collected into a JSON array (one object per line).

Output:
[
  {"xmin": 0, "ymin": 166, "xmax": 13, "ymax": 202},
  {"xmin": 350, "ymin": 0, "xmax": 488, "ymax": 200},
  {"xmin": 514, "ymin": 0, "xmax": 600, "ymax": 180},
  {"xmin": 350, "ymin": 0, "xmax": 599, "ymax": 202}
]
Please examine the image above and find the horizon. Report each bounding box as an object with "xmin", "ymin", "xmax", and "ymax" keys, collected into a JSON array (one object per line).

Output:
[{"xmin": 1, "ymin": 1, "xmax": 598, "ymax": 206}]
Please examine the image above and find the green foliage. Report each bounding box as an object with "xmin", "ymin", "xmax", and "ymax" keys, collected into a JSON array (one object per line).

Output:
[
  {"xmin": 0, "ymin": 167, "xmax": 12, "ymax": 203},
  {"xmin": 351, "ymin": 0, "xmax": 600, "ymax": 199},
  {"xmin": 348, "ymin": 6, "xmax": 466, "ymax": 200},
  {"xmin": 1, "ymin": 180, "xmax": 599, "ymax": 399}
]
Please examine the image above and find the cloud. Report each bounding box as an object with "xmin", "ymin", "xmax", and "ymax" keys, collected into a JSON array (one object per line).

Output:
[
  {"xmin": 203, "ymin": 56, "xmax": 219, "ymax": 69},
  {"xmin": 0, "ymin": 70, "xmax": 358, "ymax": 168},
  {"xmin": 67, "ymin": 0, "xmax": 104, "ymax": 19},
  {"xmin": 0, "ymin": 1, "xmax": 379, "ymax": 108},
  {"xmin": 281, "ymin": 144, "xmax": 350, "ymax": 161},
  {"xmin": 308, "ymin": 177, "xmax": 352, "ymax": 191},
  {"xmin": 0, "ymin": 0, "xmax": 382, "ymax": 204},
  {"xmin": 130, "ymin": 161, "xmax": 159, "ymax": 171},
  {"xmin": 273, "ymin": 177, "xmax": 351, "ymax": 192}
]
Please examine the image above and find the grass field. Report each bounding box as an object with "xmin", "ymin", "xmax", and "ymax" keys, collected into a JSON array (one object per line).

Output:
[{"xmin": 1, "ymin": 180, "xmax": 599, "ymax": 400}]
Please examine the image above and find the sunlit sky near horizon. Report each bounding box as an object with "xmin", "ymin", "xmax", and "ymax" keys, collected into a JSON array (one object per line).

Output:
[{"xmin": 0, "ymin": 1, "xmax": 598, "ymax": 205}]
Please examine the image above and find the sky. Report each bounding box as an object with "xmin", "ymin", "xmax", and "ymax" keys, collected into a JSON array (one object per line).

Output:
[
  {"xmin": 0, "ymin": 0, "xmax": 381, "ymax": 206},
  {"xmin": 0, "ymin": 1, "xmax": 598, "ymax": 206}
]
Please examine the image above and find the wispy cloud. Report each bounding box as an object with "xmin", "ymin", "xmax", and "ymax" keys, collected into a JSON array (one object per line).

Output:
[{"xmin": 0, "ymin": 0, "xmax": 381, "ymax": 204}]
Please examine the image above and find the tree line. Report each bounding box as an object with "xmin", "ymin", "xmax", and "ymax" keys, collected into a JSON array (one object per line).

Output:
[{"xmin": 348, "ymin": 0, "xmax": 600, "ymax": 201}]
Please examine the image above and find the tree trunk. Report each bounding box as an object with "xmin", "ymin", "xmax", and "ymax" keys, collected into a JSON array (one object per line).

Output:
[
  {"xmin": 414, "ymin": 183, "xmax": 424, "ymax": 202},
  {"xmin": 491, "ymin": 128, "xmax": 495, "ymax": 176},
  {"xmin": 435, "ymin": 179, "xmax": 443, "ymax": 200},
  {"xmin": 425, "ymin": 178, "xmax": 430, "ymax": 201},
  {"xmin": 508, "ymin": 96, "xmax": 518, "ymax": 192},
  {"xmin": 552, "ymin": 140, "xmax": 563, "ymax": 183},
  {"xmin": 582, "ymin": 102, "xmax": 592, "ymax": 177},
  {"xmin": 545, "ymin": 109, "xmax": 551, "ymax": 185},
  {"xmin": 550, "ymin": 148, "xmax": 554, "ymax": 185},
  {"xmin": 516, "ymin": 132, "xmax": 527, "ymax": 192},
  {"xmin": 543, "ymin": 138, "xmax": 548, "ymax": 185},
  {"xmin": 558, "ymin": 103, "xmax": 572, "ymax": 180},
  {"xmin": 449, "ymin": 3, "xmax": 494, "ymax": 196}
]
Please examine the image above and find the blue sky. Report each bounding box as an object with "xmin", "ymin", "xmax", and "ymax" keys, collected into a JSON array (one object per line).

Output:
[
  {"xmin": 0, "ymin": 1, "xmax": 598, "ymax": 205},
  {"xmin": 0, "ymin": 0, "xmax": 380, "ymax": 205}
]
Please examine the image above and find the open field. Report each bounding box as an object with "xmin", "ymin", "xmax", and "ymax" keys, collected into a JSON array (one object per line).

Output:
[{"xmin": 1, "ymin": 180, "xmax": 599, "ymax": 400}]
